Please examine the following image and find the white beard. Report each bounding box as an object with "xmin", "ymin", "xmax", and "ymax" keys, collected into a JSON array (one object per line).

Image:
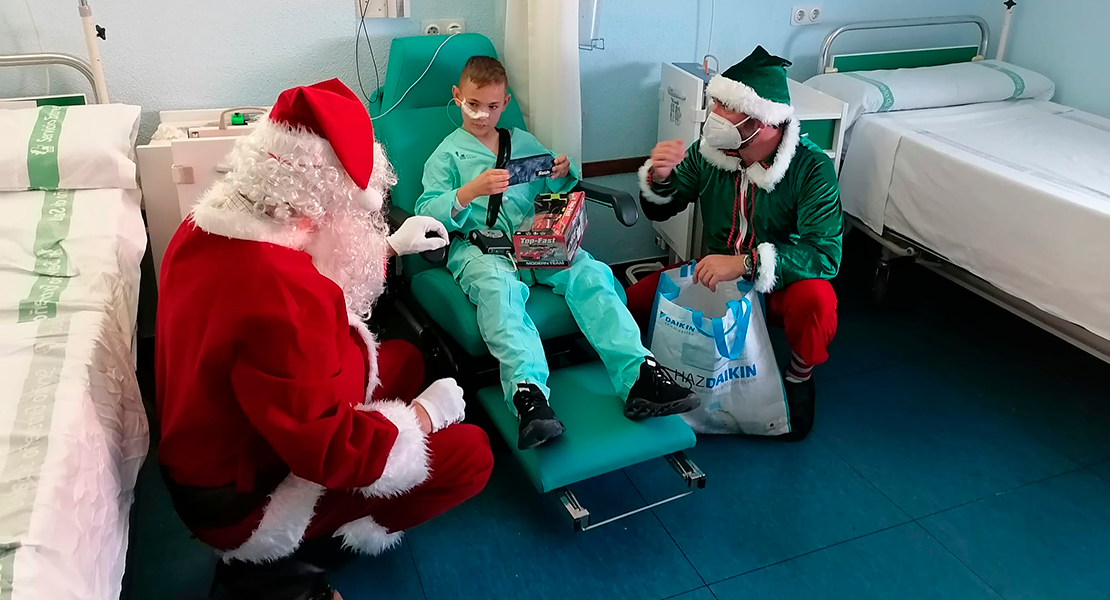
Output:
[{"xmin": 305, "ymin": 196, "xmax": 390, "ymax": 319}]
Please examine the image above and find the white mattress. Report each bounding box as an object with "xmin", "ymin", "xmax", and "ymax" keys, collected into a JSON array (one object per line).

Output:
[
  {"xmin": 839, "ymin": 100, "xmax": 1110, "ymax": 341},
  {"xmin": 0, "ymin": 188, "xmax": 148, "ymax": 599}
]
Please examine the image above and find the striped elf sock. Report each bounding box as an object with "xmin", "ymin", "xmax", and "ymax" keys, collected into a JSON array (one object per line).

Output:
[{"xmin": 785, "ymin": 353, "xmax": 813, "ymax": 383}]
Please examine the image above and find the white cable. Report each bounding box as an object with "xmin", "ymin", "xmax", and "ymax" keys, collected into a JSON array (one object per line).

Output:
[
  {"xmin": 371, "ymin": 34, "xmax": 458, "ymax": 121},
  {"xmin": 445, "ymin": 98, "xmax": 460, "ymax": 128},
  {"xmin": 24, "ymin": 0, "xmax": 50, "ymax": 94}
]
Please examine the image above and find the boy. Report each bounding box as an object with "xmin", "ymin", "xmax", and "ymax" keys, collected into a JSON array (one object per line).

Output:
[{"xmin": 417, "ymin": 57, "xmax": 698, "ymax": 449}]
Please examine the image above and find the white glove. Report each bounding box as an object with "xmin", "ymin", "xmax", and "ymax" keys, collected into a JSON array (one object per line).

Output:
[
  {"xmin": 387, "ymin": 216, "xmax": 449, "ymax": 256},
  {"xmin": 412, "ymin": 378, "xmax": 466, "ymax": 433}
]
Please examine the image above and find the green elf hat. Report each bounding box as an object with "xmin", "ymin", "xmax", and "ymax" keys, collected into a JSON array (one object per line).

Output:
[{"xmin": 706, "ymin": 46, "xmax": 794, "ymax": 125}]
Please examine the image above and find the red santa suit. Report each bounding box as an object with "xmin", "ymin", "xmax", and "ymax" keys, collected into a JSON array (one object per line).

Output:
[{"xmin": 154, "ymin": 80, "xmax": 491, "ymax": 577}]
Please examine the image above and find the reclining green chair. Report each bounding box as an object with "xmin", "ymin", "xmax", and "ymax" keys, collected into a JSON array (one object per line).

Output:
[{"xmin": 370, "ymin": 33, "xmax": 704, "ymax": 530}]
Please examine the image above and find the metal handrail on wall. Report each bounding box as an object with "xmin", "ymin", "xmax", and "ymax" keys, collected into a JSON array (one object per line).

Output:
[{"xmin": 819, "ymin": 15, "xmax": 992, "ymax": 74}]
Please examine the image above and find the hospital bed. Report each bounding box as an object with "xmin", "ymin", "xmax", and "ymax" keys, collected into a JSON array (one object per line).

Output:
[
  {"xmin": 371, "ymin": 34, "xmax": 704, "ymax": 530},
  {"xmin": 807, "ymin": 16, "xmax": 1110, "ymax": 365},
  {"xmin": 0, "ymin": 53, "xmax": 149, "ymax": 598}
]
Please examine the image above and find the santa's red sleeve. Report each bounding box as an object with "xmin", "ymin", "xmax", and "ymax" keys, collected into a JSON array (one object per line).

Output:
[{"xmin": 228, "ymin": 272, "xmax": 429, "ymax": 498}]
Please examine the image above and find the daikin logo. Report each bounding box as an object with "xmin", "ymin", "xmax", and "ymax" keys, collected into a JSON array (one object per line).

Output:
[
  {"xmin": 658, "ymin": 311, "xmax": 696, "ymax": 333},
  {"xmin": 663, "ymin": 363, "xmax": 758, "ymax": 390},
  {"xmin": 706, "ymin": 365, "xmax": 757, "ymax": 388}
]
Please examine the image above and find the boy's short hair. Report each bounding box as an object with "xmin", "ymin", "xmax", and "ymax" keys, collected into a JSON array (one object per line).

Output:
[{"xmin": 460, "ymin": 56, "xmax": 508, "ymax": 88}]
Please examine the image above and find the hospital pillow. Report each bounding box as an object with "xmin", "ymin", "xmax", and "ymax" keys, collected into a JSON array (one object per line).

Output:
[
  {"xmin": 804, "ymin": 60, "xmax": 1055, "ymax": 128},
  {"xmin": 0, "ymin": 104, "xmax": 141, "ymax": 191}
]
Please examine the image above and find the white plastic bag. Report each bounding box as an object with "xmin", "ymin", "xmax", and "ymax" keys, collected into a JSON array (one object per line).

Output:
[{"xmin": 647, "ymin": 262, "xmax": 790, "ymax": 435}]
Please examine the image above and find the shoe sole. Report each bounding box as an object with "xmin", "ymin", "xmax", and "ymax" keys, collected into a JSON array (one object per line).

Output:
[
  {"xmin": 518, "ymin": 418, "xmax": 566, "ymax": 450},
  {"xmin": 624, "ymin": 391, "xmax": 701, "ymax": 421}
]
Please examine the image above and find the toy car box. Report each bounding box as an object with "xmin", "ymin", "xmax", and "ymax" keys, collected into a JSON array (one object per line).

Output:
[{"xmin": 513, "ymin": 191, "xmax": 588, "ymax": 268}]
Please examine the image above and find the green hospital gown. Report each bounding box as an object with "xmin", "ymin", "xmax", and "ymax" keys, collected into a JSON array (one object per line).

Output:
[{"xmin": 416, "ymin": 127, "xmax": 649, "ymax": 409}]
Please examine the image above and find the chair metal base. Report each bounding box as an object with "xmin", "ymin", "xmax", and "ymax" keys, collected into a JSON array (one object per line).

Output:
[{"xmin": 557, "ymin": 451, "xmax": 705, "ymax": 532}]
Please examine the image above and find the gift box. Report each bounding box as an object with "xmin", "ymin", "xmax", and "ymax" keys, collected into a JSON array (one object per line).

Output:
[{"xmin": 513, "ymin": 191, "xmax": 588, "ymax": 268}]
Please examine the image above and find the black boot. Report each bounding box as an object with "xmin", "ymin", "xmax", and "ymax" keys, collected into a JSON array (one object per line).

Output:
[
  {"xmin": 624, "ymin": 356, "xmax": 701, "ymax": 420},
  {"xmin": 514, "ymin": 384, "xmax": 564, "ymax": 450},
  {"xmin": 779, "ymin": 377, "xmax": 816, "ymax": 442}
]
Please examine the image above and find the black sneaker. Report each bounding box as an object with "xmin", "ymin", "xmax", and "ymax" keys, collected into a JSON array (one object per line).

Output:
[
  {"xmin": 779, "ymin": 377, "xmax": 816, "ymax": 442},
  {"xmin": 624, "ymin": 357, "xmax": 701, "ymax": 420},
  {"xmin": 513, "ymin": 384, "xmax": 564, "ymax": 450}
]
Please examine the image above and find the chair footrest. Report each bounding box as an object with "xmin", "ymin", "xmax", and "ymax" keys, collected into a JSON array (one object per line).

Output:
[{"xmin": 475, "ymin": 362, "xmax": 697, "ymax": 493}]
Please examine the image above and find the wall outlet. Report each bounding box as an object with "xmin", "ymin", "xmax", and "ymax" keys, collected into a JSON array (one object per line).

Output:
[
  {"xmin": 422, "ymin": 19, "xmax": 466, "ymax": 36},
  {"xmin": 790, "ymin": 5, "xmax": 823, "ymax": 26},
  {"xmin": 358, "ymin": 0, "xmax": 410, "ymax": 19}
]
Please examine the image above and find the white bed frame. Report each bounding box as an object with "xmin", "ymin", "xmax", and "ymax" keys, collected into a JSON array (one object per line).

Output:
[{"xmin": 822, "ymin": 16, "xmax": 1110, "ymax": 365}]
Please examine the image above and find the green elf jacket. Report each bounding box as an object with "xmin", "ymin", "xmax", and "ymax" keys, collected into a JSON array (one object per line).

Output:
[{"xmin": 638, "ymin": 119, "xmax": 843, "ymax": 293}]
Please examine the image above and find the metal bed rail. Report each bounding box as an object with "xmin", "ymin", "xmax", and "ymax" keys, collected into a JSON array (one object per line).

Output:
[
  {"xmin": 0, "ymin": 53, "xmax": 105, "ymax": 104},
  {"xmin": 819, "ymin": 15, "xmax": 991, "ymax": 73},
  {"xmin": 847, "ymin": 215, "xmax": 1110, "ymax": 365}
]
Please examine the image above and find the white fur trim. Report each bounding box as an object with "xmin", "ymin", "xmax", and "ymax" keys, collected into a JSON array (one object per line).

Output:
[
  {"xmin": 637, "ymin": 160, "xmax": 674, "ymax": 205},
  {"xmin": 191, "ymin": 183, "xmax": 313, "ymax": 250},
  {"xmin": 707, "ymin": 75, "xmax": 795, "ymax": 125},
  {"xmin": 699, "ymin": 143, "xmax": 741, "ymax": 172},
  {"xmin": 334, "ymin": 515, "xmax": 405, "ymax": 556},
  {"xmin": 221, "ymin": 475, "xmax": 325, "ymax": 564},
  {"xmin": 348, "ymin": 313, "xmax": 381, "ymax": 400},
  {"xmin": 354, "ymin": 401, "xmax": 430, "ymax": 497},
  {"xmin": 754, "ymin": 242, "xmax": 778, "ymax": 293},
  {"xmin": 356, "ymin": 187, "xmax": 384, "ymax": 212},
  {"xmin": 254, "ymin": 117, "xmax": 341, "ymax": 171},
  {"xmin": 746, "ymin": 119, "xmax": 800, "ymax": 192}
]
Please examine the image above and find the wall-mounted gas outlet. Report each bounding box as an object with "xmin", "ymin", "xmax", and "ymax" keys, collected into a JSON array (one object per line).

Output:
[
  {"xmin": 422, "ymin": 19, "xmax": 466, "ymax": 36},
  {"xmin": 790, "ymin": 5, "xmax": 823, "ymax": 26},
  {"xmin": 357, "ymin": 0, "xmax": 410, "ymax": 19}
]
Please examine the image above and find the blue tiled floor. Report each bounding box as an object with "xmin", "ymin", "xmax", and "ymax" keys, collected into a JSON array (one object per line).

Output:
[
  {"xmin": 124, "ymin": 245, "xmax": 1110, "ymax": 600},
  {"xmin": 711, "ymin": 524, "xmax": 1002, "ymax": 600}
]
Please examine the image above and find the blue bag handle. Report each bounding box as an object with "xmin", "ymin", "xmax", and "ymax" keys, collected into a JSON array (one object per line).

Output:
[
  {"xmin": 656, "ymin": 262, "xmax": 753, "ymax": 360},
  {"xmin": 689, "ymin": 298, "xmax": 752, "ymax": 360}
]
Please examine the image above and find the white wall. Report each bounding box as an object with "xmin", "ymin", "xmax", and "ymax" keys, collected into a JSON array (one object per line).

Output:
[
  {"xmin": 1006, "ymin": 0, "xmax": 1109, "ymax": 118},
  {"xmin": 581, "ymin": 0, "xmax": 1006, "ymax": 161},
  {"xmin": 0, "ymin": 0, "xmax": 502, "ymax": 141}
]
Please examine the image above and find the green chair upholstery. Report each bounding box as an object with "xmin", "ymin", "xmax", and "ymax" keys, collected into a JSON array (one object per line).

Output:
[
  {"xmin": 477, "ymin": 362, "xmax": 697, "ymax": 493},
  {"xmin": 375, "ymin": 34, "xmax": 699, "ymax": 499},
  {"xmin": 371, "ymin": 34, "xmax": 616, "ymax": 357}
]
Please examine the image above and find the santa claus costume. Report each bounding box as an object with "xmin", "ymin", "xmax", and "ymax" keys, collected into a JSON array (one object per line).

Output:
[{"xmin": 155, "ymin": 79, "xmax": 492, "ymax": 600}]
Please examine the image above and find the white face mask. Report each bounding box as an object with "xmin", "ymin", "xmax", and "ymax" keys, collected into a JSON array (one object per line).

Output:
[
  {"xmin": 701, "ymin": 112, "xmax": 761, "ymax": 150},
  {"xmin": 456, "ymin": 98, "xmax": 491, "ymax": 120}
]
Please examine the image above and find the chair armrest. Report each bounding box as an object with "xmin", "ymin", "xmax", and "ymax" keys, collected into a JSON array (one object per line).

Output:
[
  {"xmin": 574, "ymin": 181, "xmax": 638, "ymax": 228},
  {"xmin": 388, "ymin": 203, "xmax": 414, "ymax": 230}
]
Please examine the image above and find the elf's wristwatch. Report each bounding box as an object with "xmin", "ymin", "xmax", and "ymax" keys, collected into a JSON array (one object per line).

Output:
[{"xmin": 743, "ymin": 253, "xmax": 755, "ymax": 280}]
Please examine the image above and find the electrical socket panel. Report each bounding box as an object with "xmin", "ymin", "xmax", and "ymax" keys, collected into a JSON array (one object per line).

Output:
[
  {"xmin": 357, "ymin": 0, "xmax": 410, "ymax": 19},
  {"xmin": 790, "ymin": 5, "xmax": 823, "ymax": 26},
  {"xmin": 422, "ymin": 19, "xmax": 466, "ymax": 36}
]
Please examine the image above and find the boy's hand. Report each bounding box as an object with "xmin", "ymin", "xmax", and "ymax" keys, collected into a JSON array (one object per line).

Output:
[
  {"xmin": 458, "ymin": 169, "xmax": 510, "ymax": 206},
  {"xmin": 550, "ymin": 154, "xmax": 571, "ymax": 179},
  {"xmin": 649, "ymin": 140, "xmax": 686, "ymax": 181}
]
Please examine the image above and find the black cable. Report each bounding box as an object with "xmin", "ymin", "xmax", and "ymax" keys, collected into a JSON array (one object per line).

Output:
[{"xmin": 354, "ymin": 2, "xmax": 383, "ymax": 107}]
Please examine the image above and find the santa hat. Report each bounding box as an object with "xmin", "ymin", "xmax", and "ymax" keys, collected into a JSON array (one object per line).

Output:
[
  {"xmin": 706, "ymin": 46, "xmax": 794, "ymax": 126},
  {"xmin": 260, "ymin": 78, "xmax": 383, "ymax": 211}
]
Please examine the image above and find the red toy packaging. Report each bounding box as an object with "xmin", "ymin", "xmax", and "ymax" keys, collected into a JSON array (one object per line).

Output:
[{"xmin": 513, "ymin": 191, "xmax": 588, "ymax": 268}]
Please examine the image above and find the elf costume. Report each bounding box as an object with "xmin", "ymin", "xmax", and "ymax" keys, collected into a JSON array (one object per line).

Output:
[
  {"xmin": 156, "ymin": 79, "xmax": 492, "ymax": 600},
  {"xmin": 626, "ymin": 47, "xmax": 843, "ymax": 440}
]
